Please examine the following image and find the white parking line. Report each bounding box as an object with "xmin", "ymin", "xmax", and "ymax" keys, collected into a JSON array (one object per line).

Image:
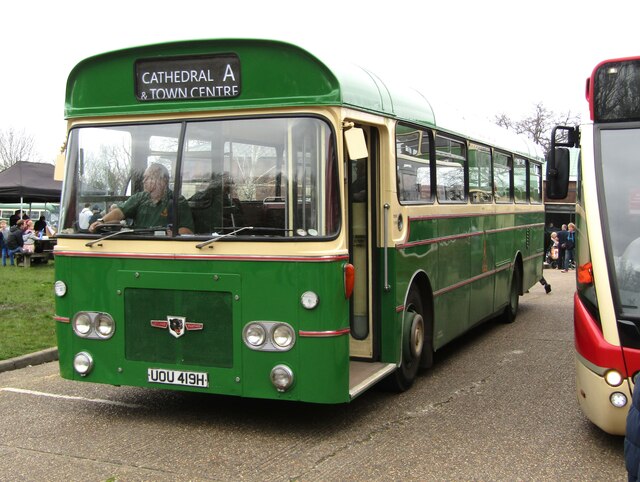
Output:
[{"xmin": 0, "ymin": 387, "xmax": 144, "ymax": 409}]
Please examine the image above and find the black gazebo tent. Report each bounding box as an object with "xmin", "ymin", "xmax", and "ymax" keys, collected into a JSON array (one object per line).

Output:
[{"xmin": 0, "ymin": 161, "xmax": 62, "ymax": 203}]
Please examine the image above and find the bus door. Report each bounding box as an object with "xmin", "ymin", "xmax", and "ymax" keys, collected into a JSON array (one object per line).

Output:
[{"xmin": 347, "ymin": 125, "xmax": 379, "ymax": 360}]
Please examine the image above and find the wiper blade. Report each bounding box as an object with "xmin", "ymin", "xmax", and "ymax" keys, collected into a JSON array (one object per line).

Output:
[
  {"xmin": 85, "ymin": 226, "xmax": 165, "ymax": 247},
  {"xmin": 196, "ymin": 226, "xmax": 254, "ymax": 249}
]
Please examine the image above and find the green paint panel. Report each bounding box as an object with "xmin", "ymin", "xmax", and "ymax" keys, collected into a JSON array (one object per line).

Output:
[{"xmin": 124, "ymin": 288, "xmax": 233, "ymax": 367}]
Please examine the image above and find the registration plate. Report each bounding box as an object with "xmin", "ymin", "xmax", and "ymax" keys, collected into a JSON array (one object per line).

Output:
[{"xmin": 147, "ymin": 368, "xmax": 209, "ymax": 388}]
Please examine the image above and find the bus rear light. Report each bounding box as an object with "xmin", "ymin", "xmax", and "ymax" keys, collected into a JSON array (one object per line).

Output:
[
  {"xmin": 344, "ymin": 263, "xmax": 355, "ymax": 299},
  {"xmin": 610, "ymin": 392, "xmax": 628, "ymax": 408},
  {"xmin": 578, "ymin": 262, "xmax": 593, "ymax": 285}
]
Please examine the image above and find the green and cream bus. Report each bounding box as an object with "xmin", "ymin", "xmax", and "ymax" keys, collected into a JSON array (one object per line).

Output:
[{"xmin": 54, "ymin": 39, "xmax": 545, "ymax": 403}]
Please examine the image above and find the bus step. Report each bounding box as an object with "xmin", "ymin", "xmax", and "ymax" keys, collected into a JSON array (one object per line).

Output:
[{"xmin": 349, "ymin": 361, "xmax": 396, "ymax": 399}]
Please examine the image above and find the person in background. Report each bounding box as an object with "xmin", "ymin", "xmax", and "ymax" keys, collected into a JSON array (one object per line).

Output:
[
  {"xmin": 0, "ymin": 219, "xmax": 8, "ymax": 266},
  {"xmin": 556, "ymin": 224, "xmax": 569, "ymax": 271},
  {"xmin": 78, "ymin": 203, "xmax": 92, "ymax": 230},
  {"xmin": 22, "ymin": 219, "xmax": 39, "ymax": 252},
  {"xmin": 9, "ymin": 210, "xmax": 21, "ymax": 227},
  {"xmin": 561, "ymin": 223, "xmax": 576, "ymax": 272},
  {"xmin": 34, "ymin": 215, "xmax": 47, "ymax": 233},
  {"xmin": 6, "ymin": 219, "xmax": 26, "ymax": 265},
  {"xmin": 88, "ymin": 205, "xmax": 102, "ymax": 225}
]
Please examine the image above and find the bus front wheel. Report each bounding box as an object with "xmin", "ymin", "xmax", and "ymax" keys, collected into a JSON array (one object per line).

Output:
[{"xmin": 386, "ymin": 288, "xmax": 428, "ymax": 391}]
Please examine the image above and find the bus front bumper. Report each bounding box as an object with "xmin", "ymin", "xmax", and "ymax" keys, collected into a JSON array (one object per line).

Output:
[{"xmin": 575, "ymin": 356, "xmax": 630, "ymax": 436}]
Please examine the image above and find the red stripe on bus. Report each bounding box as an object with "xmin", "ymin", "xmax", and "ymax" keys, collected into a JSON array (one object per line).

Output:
[
  {"xmin": 574, "ymin": 293, "xmax": 627, "ymax": 374},
  {"xmin": 54, "ymin": 251, "xmax": 348, "ymax": 263},
  {"xmin": 299, "ymin": 328, "xmax": 350, "ymax": 337}
]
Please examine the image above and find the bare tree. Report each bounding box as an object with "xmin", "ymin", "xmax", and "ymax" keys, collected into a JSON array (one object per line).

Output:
[
  {"xmin": 0, "ymin": 127, "xmax": 39, "ymax": 169},
  {"xmin": 494, "ymin": 102, "xmax": 580, "ymax": 153}
]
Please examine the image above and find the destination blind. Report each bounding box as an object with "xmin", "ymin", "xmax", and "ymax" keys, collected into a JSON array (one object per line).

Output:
[{"xmin": 135, "ymin": 54, "xmax": 241, "ymax": 101}]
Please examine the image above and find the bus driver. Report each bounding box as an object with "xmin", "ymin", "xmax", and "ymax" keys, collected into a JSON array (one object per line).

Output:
[{"xmin": 89, "ymin": 163, "xmax": 194, "ymax": 235}]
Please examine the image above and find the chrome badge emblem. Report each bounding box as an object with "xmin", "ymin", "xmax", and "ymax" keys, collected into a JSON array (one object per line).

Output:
[{"xmin": 150, "ymin": 316, "xmax": 203, "ymax": 338}]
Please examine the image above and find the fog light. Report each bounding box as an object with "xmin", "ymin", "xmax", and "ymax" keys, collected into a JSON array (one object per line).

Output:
[
  {"xmin": 73, "ymin": 352, "xmax": 93, "ymax": 376},
  {"xmin": 610, "ymin": 392, "xmax": 628, "ymax": 408},
  {"xmin": 605, "ymin": 370, "xmax": 623, "ymax": 387},
  {"xmin": 73, "ymin": 313, "xmax": 92, "ymax": 336},
  {"xmin": 95, "ymin": 314, "xmax": 115, "ymax": 338},
  {"xmin": 54, "ymin": 280, "xmax": 67, "ymax": 297},
  {"xmin": 270, "ymin": 364, "xmax": 294, "ymax": 392},
  {"xmin": 272, "ymin": 324, "xmax": 295, "ymax": 349},
  {"xmin": 243, "ymin": 323, "xmax": 266, "ymax": 348}
]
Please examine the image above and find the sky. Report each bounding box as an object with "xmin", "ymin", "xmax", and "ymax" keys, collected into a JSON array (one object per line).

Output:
[{"xmin": 1, "ymin": 0, "xmax": 639, "ymax": 162}]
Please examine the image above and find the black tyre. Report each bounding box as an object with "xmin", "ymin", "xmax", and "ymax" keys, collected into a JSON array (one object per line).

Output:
[
  {"xmin": 385, "ymin": 288, "xmax": 430, "ymax": 391},
  {"xmin": 501, "ymin": 265, "xmax": 520, "ymax": 324}
]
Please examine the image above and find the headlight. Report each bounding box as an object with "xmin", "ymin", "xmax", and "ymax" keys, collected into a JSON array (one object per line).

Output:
[
  {"xmin": 54, "ymin": 280, "xmax": 67, "ymax": 297},
  {"xmin": 243, "ymin": 323, "xmax": 266, "ymax": 347},
  {"xmin": 72, "ymin": 312, "xmax": 116, "ymax": 339},
  {"xmin": 95, "ymin": 314, "xmax": 115, "ymax": 338},
  {"xmin": 605, "ymin": 370, "xmax": 623, "ymax": 387},
  {"xmin": 73, "ymin": 313, "xmax": 92, "ymax": 336},
  {"xmin": 73, "ymin": 352, "xmax": 93, "ymax": 376},
  {"xmin": 243, "ymin": 322, "xmax": 296, "ymax": 351},
  {"xmin": 272, "ymin": 324, "xmax": 295, "ymax": 349},
  {"xmin": 270, "ymin": 364, "xmax": 294, "ymax": 392}
]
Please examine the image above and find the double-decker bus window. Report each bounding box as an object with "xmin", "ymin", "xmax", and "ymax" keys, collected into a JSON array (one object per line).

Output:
[
  {"xmin": 494, "ymin": 151, "xmax": 512, "ymax": 203},
  {"xmin": 436, "ymin": 135, "xmax": 466, "ymax": 202},
  {"xmin": 514, "ymin": 157, "xmax": 527, "ymax": 203},
  {"xmin": 396, "ymin": 124, "xmax": 432, "ymax": 204},
  {"xmin": 529, "ymin": 162, "xmax": 542, "ymax": 203},
  {"xmin": 468, "ymin": 144, "xmax": 492, "ymax": 203}
]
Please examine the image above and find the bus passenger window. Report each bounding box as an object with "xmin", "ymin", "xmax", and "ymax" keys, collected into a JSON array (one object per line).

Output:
[
  {"xmin": 435, "ymin": 135, "xmax": 466, "ymax": 202},
  {"xmin": 468, "ymin": 144, "xmax": 492, "ymax": 203},
  {"xmin": 514, "ymin": 158, "xmax": 528, "ymax": 203},
  {"xmin": 494, "ymin": 152, "xmax": 512, "ymax": 203},
  {"xmin": 396, "ymin": 125, "xmax": 432, "ymax": 204}
]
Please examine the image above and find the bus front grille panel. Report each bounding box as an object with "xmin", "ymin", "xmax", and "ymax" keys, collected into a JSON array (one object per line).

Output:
[{"xmin": 124, "ymin": 288, "xmax": 233, "ymax": 368}]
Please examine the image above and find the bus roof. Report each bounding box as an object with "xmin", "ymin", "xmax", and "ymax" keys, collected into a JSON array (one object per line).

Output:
[{"xmin": 66, "ymin": 38, "xmax": 542, "ymax": 161}]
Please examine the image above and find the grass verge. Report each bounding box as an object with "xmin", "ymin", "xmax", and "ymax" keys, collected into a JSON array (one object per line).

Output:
[{"xmin": 0, "ymin": 262, "xmax": 56, "ymax": 360}]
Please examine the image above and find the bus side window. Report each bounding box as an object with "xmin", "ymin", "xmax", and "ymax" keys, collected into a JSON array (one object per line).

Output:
[
  {"xmin": 435, "ymin": 135, "xmax": 466, "ymax": 203},
  {"xmin": 494, "ymin": 151, "xmax": 512, "ymax": 203}
]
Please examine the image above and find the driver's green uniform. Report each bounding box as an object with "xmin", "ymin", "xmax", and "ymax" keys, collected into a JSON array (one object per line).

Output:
[{"xmin": 119, "ymin": 190, "xmax": 194, "ymax": 232}]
